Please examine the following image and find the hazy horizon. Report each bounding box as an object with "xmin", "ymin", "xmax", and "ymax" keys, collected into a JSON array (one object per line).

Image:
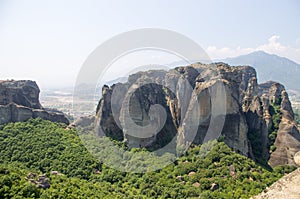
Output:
[
  {"xmin": 4, "ymin": 50, "xmax": 300, "ymax": 91},
  {"xmin": 1, "ymin": 0, "xmax": 299, "ymax": 89}
]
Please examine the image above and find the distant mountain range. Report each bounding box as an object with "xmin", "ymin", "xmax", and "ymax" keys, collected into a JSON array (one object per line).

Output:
[
  {"xmin": 220, "ymin": 51, "xmax": 300, "ymax": 92},
  {"xmin": 62, "ymin": 51, "xmax": 300, "ymax": 99}
]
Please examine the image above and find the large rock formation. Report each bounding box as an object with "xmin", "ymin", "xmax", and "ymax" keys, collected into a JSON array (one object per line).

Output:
[
  {"xmin": 0, "ymin": 80, "xmax": 69, "ymax": 125},
  {"xmin": 247, "ymin": 81, "xmax": 300, "ymax": 167},
  {"xmin": 95, "ymin": 63, "xmax": 300, "ymax": 167}
]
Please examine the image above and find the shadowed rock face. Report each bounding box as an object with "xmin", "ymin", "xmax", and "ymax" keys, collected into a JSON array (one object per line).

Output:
[
  {"xmin": 245, "ymin": 81, "xmax": 300, "ymax": 167},
  {"xmin": 0, "ymin": 80, "xmax": 69, "ymax": 125},
  {"xmin": 95, "ymin": 63, "xmax": 300, "ymax": 167}
]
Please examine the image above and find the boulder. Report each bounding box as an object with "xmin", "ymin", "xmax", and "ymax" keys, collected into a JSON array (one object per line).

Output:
[
  {"xmin": 188, "ymin": 171, "xmax": 196, "ymax": 177},
  {"xmin": 210, "ymin": 183, "xmax": 219, "ymax": 191},
  {"xmin": 26, "ymin": 173, "xmax": 50, "ymax": 189},
  {"xmin": 294, "ymin": 151, "xmax": 300, "ymax": 167}
]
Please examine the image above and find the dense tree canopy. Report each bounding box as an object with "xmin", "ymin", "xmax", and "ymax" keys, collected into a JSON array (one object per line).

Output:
[{"xmin": 0, "ymin": 119, "xmax": 296, "ymax": 198}]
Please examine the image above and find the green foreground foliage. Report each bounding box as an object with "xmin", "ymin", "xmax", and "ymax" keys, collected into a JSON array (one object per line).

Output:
[
  {"xmin": 268, "ymin": 98, "xmax": 282, "ymax": 152},
  {"xmin": 294, "ymin": 108, "xmax": 300, "ymax": 124},
  {"xmin": 0, "ymin": 119, "xmax": 296, "ymax": 198}
]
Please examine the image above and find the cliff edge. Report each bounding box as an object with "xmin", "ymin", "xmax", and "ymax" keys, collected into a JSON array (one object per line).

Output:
[{"xmin": 0, "ymin": 80, "xmax": 69, "ymax": 125}]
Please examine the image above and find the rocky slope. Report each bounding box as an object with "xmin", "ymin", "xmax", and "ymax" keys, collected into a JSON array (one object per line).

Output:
[
  {"xmin": 0, "ymin": 80, "xmax": 69, "ymax": 125},
  {"xmin": 95, "ymin": 63, "xmax": 300, "ymax": 167},
  {"xmin": 252, "ymin": 168, "xmax": 300, "ymax": 199}
]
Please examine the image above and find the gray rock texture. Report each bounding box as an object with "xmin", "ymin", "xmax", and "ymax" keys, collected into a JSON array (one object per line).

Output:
[
  {"xmin": 95, "ymin": 63, "xmax": 300, "ymax": 167},
  {"xmin": 0, "ymin": 80, "xmax": 69, "ymax": 124}
]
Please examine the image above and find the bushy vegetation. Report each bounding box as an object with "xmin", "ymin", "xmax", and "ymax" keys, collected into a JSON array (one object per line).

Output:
[
  {"xmin": 294, "ymin": 108, "xmax": 300, "ymax": 124},
  {"xmin": 247, "ymin": 129, "xmax": 266, "ymax": 165},
  {"xmin": 268, "ymin": 98, "xmax": 282, "ymax": 152},
  {"xmin": 0, "ymin": 119, "xmax": 296, "ymax": 198},
  {"xmin": 0, "ymin": 163, "xmax": 123, "ymax": 198},
  {"xmin": 0, "ymin": 119, "xmax": 100, "ymax": 179}
]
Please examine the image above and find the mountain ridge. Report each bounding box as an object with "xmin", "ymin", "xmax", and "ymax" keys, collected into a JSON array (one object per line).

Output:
[{"xmin": 219, "ymin": 51, "xmax": 300, "ymax": 91}]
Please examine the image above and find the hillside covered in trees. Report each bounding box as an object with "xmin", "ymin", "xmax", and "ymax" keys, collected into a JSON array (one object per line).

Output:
[{"xmin": 0, "ymin": 119, "xmax": 296, "ymax": 198}]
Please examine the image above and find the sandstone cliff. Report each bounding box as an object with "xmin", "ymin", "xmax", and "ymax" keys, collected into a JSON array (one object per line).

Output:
[
  {"xmin": 95, "ymin": 63, "xmax": 300, "ymax": 167},
  {"xmin": 0, "ymin": 80, "xmax": 69, "ymax": 125}
]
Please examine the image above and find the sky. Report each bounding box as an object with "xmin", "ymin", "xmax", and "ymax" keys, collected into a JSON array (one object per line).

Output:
[{"xmin": 0, "ymin": 0, "xmax": 299, "ymax": 89}]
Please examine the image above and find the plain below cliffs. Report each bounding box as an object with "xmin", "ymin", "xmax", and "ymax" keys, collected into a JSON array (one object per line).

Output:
[
  {"xmin": 0, "ymin": 80, "xmax": 69, "ymax": 125},
  {"xmin": 95, "ymin": 63, "xmax": 300, "ymax": 168}
]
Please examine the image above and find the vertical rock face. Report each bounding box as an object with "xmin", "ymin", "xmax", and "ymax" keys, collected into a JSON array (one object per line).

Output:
[
  {"xmin": 0, "ymin": 80, "xmax": 69, "ymax": 125},
  {"xmin": 268, "ymin": 88, "xmax": 300, "ymax": 167},
  {"xmin": 95, "ymin": 63, "xmax": 300, "ymax": 167},
  {"xmin": 95, "ymin": 84, "xmax": 125, "ymax": 141},
  {"xmin": 243, "ymin": 80, "xmax": 300, "ymax": 167},
  {"xmin": 0, "ymin": 80, "xmax": 42, "ymax": 109}
]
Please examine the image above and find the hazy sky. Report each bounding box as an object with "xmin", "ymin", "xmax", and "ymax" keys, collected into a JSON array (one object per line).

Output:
[{"xmin": 0, "ymin": 0, "xmax": 299, "ymax": 89}]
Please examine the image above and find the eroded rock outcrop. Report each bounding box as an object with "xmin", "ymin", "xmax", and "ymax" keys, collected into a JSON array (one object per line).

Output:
[
  {"xmin": 95, "ymin": 63, "xmax": 300, "ymax": 167},
  {"xmin": 245, "ymin": 81, "xmax": 300, "ymax": 167},
  {"xmin": 0, "ymin": 80, "xmax": 69, "ymax": 125},
  {"xmin": 252, "ymin": 168, "xmax": 300, "ymax": 199}
]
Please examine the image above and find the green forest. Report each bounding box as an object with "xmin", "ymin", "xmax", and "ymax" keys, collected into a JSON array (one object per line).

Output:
[
  {"xmin": 294, "ymin": 108, "xmax": 300, "ymax": 124},
  {"xmin": 0, "ymin": 118, "xmax": 296, "ymax": 198}
]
